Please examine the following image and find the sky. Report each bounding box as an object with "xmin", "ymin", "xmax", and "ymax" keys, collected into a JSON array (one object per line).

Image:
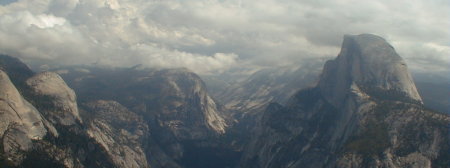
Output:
[{"xmin": 0, "ymin": 0, "xmax": 448, "ymax": 74}]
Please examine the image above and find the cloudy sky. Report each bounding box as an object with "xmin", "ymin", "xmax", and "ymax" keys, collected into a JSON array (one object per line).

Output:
[{"xmin": 0, "ymin": 0, "xmax": 448, "ymax": 74}]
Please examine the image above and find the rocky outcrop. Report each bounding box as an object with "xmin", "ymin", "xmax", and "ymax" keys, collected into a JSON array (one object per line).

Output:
[
  {"xmin": 239, "ymin": 34, "xmax": 449, "ymax": 168},
  {"xmin": 240, "ymin": 88, "xmax": 348, "ymax": 168},
  {"xmin": 0, "ymin": 56, "xmax": 130, "ymax": 168},
  {"xmin": 59, "ymin": 67, "xmax": 229, "ymax": 137},
  {"xmin": 26, "ymin": 72, "xmax": 82, "ymax": 126},
  {"xmin": 0, "ymin": 55, "xmax": 232, "ymax": 167},
  {"xmin": 334, "ymin": 101, "xmax": 450, "ymax": 168},
  {"xmin": 0, "ymin": 70, "xmax": 49, "ymax": 165},
  {"xmin": 318, "ymin": 34, "xmax": 422, "ymax": 107},
  {"xmin": 56, "ymin": 67, "xmax": 233, "ymax": 167},
  {"xmin": 151, "ymin": 69, "xmax": 228, "ymax": 136},
  {"xmin": 85, "ymin": 100, "xmax": 149, "ymax": 168}
]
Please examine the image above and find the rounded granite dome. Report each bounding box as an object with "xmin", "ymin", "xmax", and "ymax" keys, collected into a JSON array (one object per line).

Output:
[
  {"xmin": 26, "ymin": 71, "xmax": 82, "ymax": 125},
  {"xmin": 318, "ymin": 34, "xmax": 422, "ymax": 107}
]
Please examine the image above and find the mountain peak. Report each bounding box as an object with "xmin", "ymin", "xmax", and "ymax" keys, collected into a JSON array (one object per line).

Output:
[
  {"xmin": 26, "ymin": 71, "xmax": 82, "ymax": 125},
  {"xmin": 318, "ymin": 34, "xmax": 422, "ymax": 107},
  {"xmin": 342, "ymin": 34, "xmax": 401, "ymax": 61}
]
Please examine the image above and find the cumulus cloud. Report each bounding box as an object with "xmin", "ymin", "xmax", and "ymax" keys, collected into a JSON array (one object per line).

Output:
[
  {"xmin": 0, "ymin": 0, "xmax": 448, "ymax": 74},
  {"xmin": 0, "ymin": 11, "xmax": 91, "ymax": 62}
]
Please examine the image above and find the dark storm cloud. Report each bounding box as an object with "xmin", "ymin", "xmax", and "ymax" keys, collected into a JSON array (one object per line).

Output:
[{"xmin": 0, "ymin": 0, "xmax": 448, "ymax": 74}]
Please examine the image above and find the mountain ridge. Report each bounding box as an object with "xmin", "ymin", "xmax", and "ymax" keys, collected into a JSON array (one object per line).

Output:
[
  {"xmin": 239, "ymin": 34, "xmax": 449, "ymax": 168},
  {"xmin": 0, "ymin": 34, "xmax": 448, "ymax": 168}
]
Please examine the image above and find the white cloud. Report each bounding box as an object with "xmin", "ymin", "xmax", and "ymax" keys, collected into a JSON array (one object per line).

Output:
[
  {"xmin": 0, "ymin": 11, "xmax": 90, "ymax": 61},
  {"xmin": 0, "ymin": 0, "xmax": 448, "ymax": 74},
  {"xmin": 26, "ymin": 14, "xmax": 66, "ymax": 28}
]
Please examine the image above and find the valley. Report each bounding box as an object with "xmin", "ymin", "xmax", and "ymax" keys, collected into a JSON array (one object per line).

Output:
[{"xmin": 0, "ymin": 34, "xmax": 448, "ymax": 168}]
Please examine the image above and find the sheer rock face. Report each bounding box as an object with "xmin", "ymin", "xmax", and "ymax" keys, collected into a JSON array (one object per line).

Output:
[
  {"xmin": 26, "ymin": 72, "xmax": 82, "ymax": 126},
  {"xmin": 239, "ymin": 34, "xmax": 449, "ymax": 168},
  {"xmin": 318, "ymin": 34, "xmax": 422, "ymax": 108},
  {"xmin": 153, "ymin": 69, "xmax": 228, "ymax": 136},
  {"xmin": 59, "ymin": 67, "xmax": 229, "ymax": 138},
  {"xmin": 57, "ymin": 67, "xmax": 230, "ymax": 166},
  {"xmin": 0, "ymin": 70, "xmax": 48, "ymax": 165},
  {"xmin": 85, "ymin": 100, "xmax": 150, "ymax": 168}
]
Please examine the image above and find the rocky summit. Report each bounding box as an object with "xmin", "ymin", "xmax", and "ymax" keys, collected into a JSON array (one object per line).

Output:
[
  {"xmin": 26, "ymin": 72, "xmax": 82, "ymax": 126},
  {"xmin": 51, "ymin": 66, "xmax": 234, "ymax": 167},
  {"xmin": 239, "ymin": 34, "xmax": 449, "ymax": 168},
  {"xmin": 318, "ymin": 34, "xmax": 422, "ymax": 108},
  {"xmin": 0, "ymin": 34, "xmax": 448, "ymax": 168}
]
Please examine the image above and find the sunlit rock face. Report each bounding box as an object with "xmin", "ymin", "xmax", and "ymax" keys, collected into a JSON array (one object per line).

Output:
[
  {"xmin": 85, "ymin": 100, "xmax": 150, "ymax": 168},
  {"xmin": 26, "ymin": 72, "xmax": 82, "ymax": 126},
  {"xmin": 0, "ymin": 70, "xmax": 48, "ymax": 165},
  {"xmin": 239, "ymin": 34, "xmax": 449, "ymax": 168},
  {"xmin": 318, "ymin": 34, "xmax": 422, "ymax": 108}
]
